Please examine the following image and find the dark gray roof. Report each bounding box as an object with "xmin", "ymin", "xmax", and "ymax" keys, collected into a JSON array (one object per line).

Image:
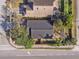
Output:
[
  {"xmin": 33, "ymin": 0, "xmax": 55, "ymax": 6},
  {"xmin": 27, "ymin": 20, "xmax": 52, "ymax": 29},
  {"xmin": 27, "ymin": 20, "xmax": 53, "ymax": 39},
  {"xmin": 31, "ymin": 29, "xmax": 53, "ymax": 39}
]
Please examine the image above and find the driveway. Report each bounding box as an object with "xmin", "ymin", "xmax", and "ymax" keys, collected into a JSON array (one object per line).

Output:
[
  {"xmin": 72, "ymin": 0, "xmax": 79, "ymax": 51},
  {"xmin": 76, "ymin": 0, "xmax": 79, "ymax": 45}
]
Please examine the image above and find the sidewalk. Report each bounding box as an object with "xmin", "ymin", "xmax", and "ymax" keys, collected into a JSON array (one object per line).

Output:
[
  {"xmin": 0, "ymin": 1, "xmax": 16, "ymax": 50},
  {"xmin": 72, "ymin": 45, "xmax": 79, "ymax": 51}
]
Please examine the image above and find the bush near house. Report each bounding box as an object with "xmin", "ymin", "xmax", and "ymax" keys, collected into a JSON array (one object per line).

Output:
[{"xmin": 10, "ymin": 22, "xmax": 34, "ymax": 48}]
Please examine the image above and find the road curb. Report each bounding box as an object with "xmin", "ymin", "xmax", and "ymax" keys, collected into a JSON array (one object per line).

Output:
[
  {"xmin": 7, "ymin": 36, "xmax": 25, "ymax": 49},
  {"xmin": 8, "ymin": 37, "xmax": 74, "ymax": 49}
]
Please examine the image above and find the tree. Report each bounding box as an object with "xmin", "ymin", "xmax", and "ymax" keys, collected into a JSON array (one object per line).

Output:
[{"xmin": 53, "ymin": 19, "xmax": 63, "ymax": 31}]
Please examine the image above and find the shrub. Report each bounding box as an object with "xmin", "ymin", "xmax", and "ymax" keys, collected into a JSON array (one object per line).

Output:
[
  {"xmin": 11, "ymin": 24, "xmax": 34, "ymax": 48},
  {"xmin": 24, "ymin": 38, "xmax": 34, "ymax": 49},
  {"xmin": 62, "ymin": 38, "xmax": 77, "ymax": 45},
  {"xmin": 71, "ymin": 38, "xmax": 77, "ymax": 45},
  {"xmin": 53, "ymin": 38, "xmax": 64, "ymax": 46}
]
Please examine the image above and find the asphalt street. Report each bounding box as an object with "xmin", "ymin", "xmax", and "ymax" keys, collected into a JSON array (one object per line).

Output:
[
  {"xmin": 0, "ymin": 50, "xmax": 79, "ymax": 56},
  {"xmin": 0, "ymin": 50, "xmax": 78, "ymax": 59},
  {"xmin": 0, "ymin": 56, "xmax": 79, "ymax": 59}
]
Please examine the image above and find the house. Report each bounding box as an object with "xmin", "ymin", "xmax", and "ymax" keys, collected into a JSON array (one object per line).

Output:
[
  {"xmin": 27, "ymin": 20, "xmax": 53, "ymax": 39},
  {"xmin": 6, "ymin": 0, "xmax": 59, "ymax": 39}
]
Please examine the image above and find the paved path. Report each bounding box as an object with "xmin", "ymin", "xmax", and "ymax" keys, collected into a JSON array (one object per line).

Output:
[
  {"xmin": 0, "ymin": 0, "xmax": 15, "ymax": 50},
  {"xmin": 72, "ymin": 0, "xmax": 79, "ymax": 51},
  {"xmin": 76, "ymin": 0, "xmax": 79, "ymax": 45}
]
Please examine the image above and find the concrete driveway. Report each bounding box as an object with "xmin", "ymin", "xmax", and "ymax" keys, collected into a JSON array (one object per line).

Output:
[
  {"xmin": 72, "ymin": 0, "xmax": 79, "ymax": 51},
  {"xmin": 76, "ymin": 0, "xmax": 79, "ymax": 45}
]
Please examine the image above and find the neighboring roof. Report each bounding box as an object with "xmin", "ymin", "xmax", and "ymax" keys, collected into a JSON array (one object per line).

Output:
[
  {"xmin": 27, "ymin": 20, "xmax": 52, "ymax": 29},
  {"xmin": 22, "ymin": 0, "xmax": 55, "ymax": 10},
  {"xmin": 19, "ymin": 2, "xmax": 33, "ymax": 10},
  {"xmin": 33, "ymin": 0, "xmax": 55, "ymax": 6}
]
